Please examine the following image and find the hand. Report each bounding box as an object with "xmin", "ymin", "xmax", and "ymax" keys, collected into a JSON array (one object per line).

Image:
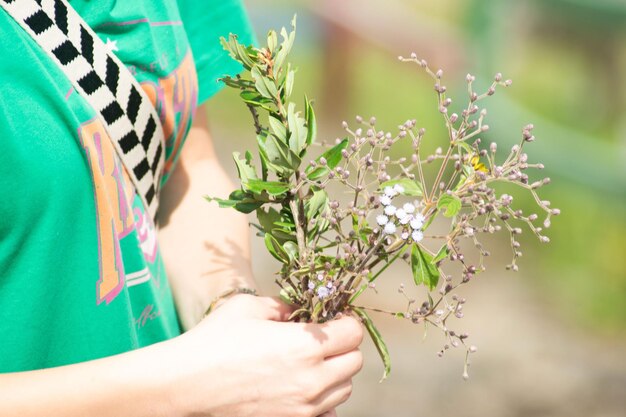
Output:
[{"xmin": 162, "ymin": 294, "xmax": 364, "ymax": 417}]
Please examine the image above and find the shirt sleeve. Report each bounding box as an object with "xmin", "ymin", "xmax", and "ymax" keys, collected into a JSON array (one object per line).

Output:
[{"xmin": 177, "ymin": 0, "xmax": 256, "ymax": 105}]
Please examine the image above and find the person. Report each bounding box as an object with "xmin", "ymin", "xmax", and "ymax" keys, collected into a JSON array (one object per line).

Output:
[{"xmin": 0, "ymin": 1, "xmax": 364, "ymax": 416}]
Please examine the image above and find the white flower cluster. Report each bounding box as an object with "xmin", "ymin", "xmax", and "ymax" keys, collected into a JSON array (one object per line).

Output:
[
  {"xmin": 376, "ymin": 184, "xmax": 425, "ymax": 242},
  {"xmin": 308, "ymin": 273, "xmax": 336, "ymax": 299}
]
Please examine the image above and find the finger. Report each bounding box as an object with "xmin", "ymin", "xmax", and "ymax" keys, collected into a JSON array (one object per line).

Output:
[
  {"xmin": 318, "ymin": 408, "xmax": 337, "ymax": 417},
  {"xmin": 216, "ymin": 295, "xmax": 294, "ymax": 322},
  {"xmin": 247, "ymin": 296, "xmax": 295, "ymax": 322},
  {"xmin": 322, "ymin": 349, "xmax": 363, "ymax": 383},
  {"xmin": 307, "ymin": 316, "xmax": 364, "ymax": 357},
  {"xmin": 311, "ymin": 380, "xmax": 353, "ymax": 416}
]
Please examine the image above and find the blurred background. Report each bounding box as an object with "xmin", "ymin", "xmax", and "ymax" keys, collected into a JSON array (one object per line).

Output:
[{"xmin": 205, "ymin": 0, "xmax": 626, "ymax": 416}]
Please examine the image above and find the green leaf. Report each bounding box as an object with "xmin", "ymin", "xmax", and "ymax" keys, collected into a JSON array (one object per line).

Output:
[
  {"xmin": 233, "ymin": 152, "xmax": 257, "ymax": 184},
  {"xmin": 379, "ymin": 179, "xmax": 423, "ymax": 197},
  {"xmin": 220, "ymin": 35, "xmax": 256, "ymax": 70},
  {"xmin": 264, "ymin": 233, "xmax": 289, "ymax": 264},
  {"xmin": 306, "ymin": 189, "xmax": 328, "ymax": 219},
  {"xmin": 282, "ymin": 241, "xmax": 299, "ymax": 262},
  {"xmin": 244, "ymin": 179, "xmax": 290, "ymax": 196},
  {"xmin": 240, "ymin": 90, "xmax": 274, "ymax": 112},
  {"xmin": 251, "ymin": 66, "xmax": 278, "ymax": 99},
  {"xmin": 257, "ymin": 207, "xmax": 281, "ymax": 235},
  {"xmin": 275, "ymin": 16, "xmax": 296, "ymax": 71},
  {"xmin": 284, "ymin": 68, "xmax": 295, "ymax": 99},
  {"xmin": 258, "ymin": 133, "xmax": 301, "ymax": 175},
  {"xmin": 269, "ymin": 134, "xmax": 301, "ymax": 171},
  {"xmin": 353, "ymin": 307, "xmax": 391, "ymax": 382},
  {"xmin": 304, "ymin": 95, "xmax": 317, "ymax": 146},
  {"xmin": 304, "ymin": 138, "xmax": 349, "ymax": 181},
  {"xmin": 279, "ymin": 287, "xmax": 298, "ymax": 305},
  {"xmin": 220, "ymin": 75, "xmax": 249, "ymax": 89},
  {"xmin": 437, "ymin": 194, "xmax": 462, "ymax": 217},
  {"xmin": 205, "ymin": 190, "xmax": 263, "ymax": 214},
  {"xmin": 287, "ymin": 102, "xmax": 307, "ymax": 155},
  {"xmin": 235, "ymin": 42, "xmax": 256, "ymax": 70},
  {"xmin": 433, "ymin": 244, "xmax": 450, "ymax": 264},
  {"xmin": 204, "ymin": 195, "xmax": 237, "ymax": 208},
  {"xmin": 268, "ymin": 116, "xmax": 287, "ymax": 142},
  {"xmin": 267, "ymin": 30, "xmax": 278, "ymax": 53},
  {"xmin": 410, "ymin": 244, "xmax": 440, "ymax": 290}
]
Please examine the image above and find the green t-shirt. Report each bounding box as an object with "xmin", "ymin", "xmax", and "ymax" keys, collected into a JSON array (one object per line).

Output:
[{"xmin": 0, "ymin": 0, "xmax": 254, "ymax": 372}]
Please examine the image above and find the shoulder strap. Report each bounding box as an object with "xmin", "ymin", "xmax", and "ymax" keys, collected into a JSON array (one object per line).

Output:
[{"xmin": 1, "ymin": 0, "xmax": 165, "ymax": 220}]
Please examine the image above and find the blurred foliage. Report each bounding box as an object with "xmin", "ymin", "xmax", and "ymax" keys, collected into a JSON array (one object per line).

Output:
[{"xmin": 208, "ymin": 0, "xmax": 626, "ymax": 334}]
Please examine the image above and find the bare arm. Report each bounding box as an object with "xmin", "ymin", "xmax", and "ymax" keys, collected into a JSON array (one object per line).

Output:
[
  {"xmin": 0, "ymin": 296, "xmax": 363, "ymax": 417},
  {"xmin": 157, "ymin": 104, "xmax": 256, "ymax": 330}
]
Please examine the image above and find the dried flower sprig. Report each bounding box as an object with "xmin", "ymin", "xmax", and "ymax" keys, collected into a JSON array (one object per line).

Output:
[{"xmin": 208, "ymin": 18, "xmax": 558, "ymax": 380}]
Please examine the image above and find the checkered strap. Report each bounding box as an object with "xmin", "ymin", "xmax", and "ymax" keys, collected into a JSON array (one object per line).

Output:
[{"xmin": 1, "ymin": 0, "xmax": 165, "ymax": 220}]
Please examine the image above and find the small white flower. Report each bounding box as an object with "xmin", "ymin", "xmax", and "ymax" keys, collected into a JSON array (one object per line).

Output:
[
  {"xmin": 317, "ymin": 273, "xmax": 324, "ymax": 281},
  {"xmin": 384, "ymin": 186, "xmax": 397, "ymax": 197},
  {"xmin": 409, "ymin": 217, "xmax": 423, "ymax": 230},
  {"xmin": 411, "ymin": 230, "xmax": 424, "ymax": 242},
  {"xmin": 384, "ymin": 205, "xmax": 397, "ymax": 216},
  {"xmin": 401, "ymin": 231, "xmax": 410, "ymax": 240},
  {"xmin": 317, "ymin": 286, "xmax": 330, "ymax": 299},
  {"xmin": 383, "ymin": 223, "xmax": 397, "ymax": 235},
  {"xmin": 395, "ymin": 208, "xmax": 407, "ymax": 220},
  {"xmin": 308, "ymin": 281, "xmax": 315, "ymax": 290},
  {"xmin": 399, "ymin": 214, "xmax": 412, "ymax": 225},
  {"xmin": 414, "ymin": 213, "xmax": 425, "ymax": 223},
  {"xmin": 380, "ymin": 195, "xmax": 392, "ymax": 206},
  {"xmin": 376, "ymin": 215, "xmax": 389, "ymax": 226},
  {"xmin": 393, "ymin": 184, "xmax": 405, "ymax": 194},
  {"xmin": 403, "ymin": 203, "xmax": 416, "ymax": 214}
]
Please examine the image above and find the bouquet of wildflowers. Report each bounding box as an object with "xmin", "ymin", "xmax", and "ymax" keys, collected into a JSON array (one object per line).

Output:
[{"xmin": 208, "ymin": 18, "xmax": 558, "ymax": 380}]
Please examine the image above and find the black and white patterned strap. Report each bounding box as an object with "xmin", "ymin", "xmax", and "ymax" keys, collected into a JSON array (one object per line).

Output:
[{"xmin": 1, "ymin": 0, "xmax": 165, "ymax": 219}]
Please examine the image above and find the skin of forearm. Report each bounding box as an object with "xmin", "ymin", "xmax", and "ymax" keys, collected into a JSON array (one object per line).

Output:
[
  {"xmin": 0, "ymin": 340, "xmax": 177, "ymax": 417},
  {"xmin": 158, "ymin": 105, "xmax": 256, "ymax": 331}
]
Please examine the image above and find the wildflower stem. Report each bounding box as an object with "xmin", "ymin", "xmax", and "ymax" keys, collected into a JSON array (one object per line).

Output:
[
  {"xmin": 366, "ymin": 245, "xmax": 407, "ymax": 284},
  {"xmin": 289, "ymin": 197, "xmax": 307, "ymax": 264},
  {"xmin": 429, "ymin": 147, "xmax": 453, "ymax": 201}
]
